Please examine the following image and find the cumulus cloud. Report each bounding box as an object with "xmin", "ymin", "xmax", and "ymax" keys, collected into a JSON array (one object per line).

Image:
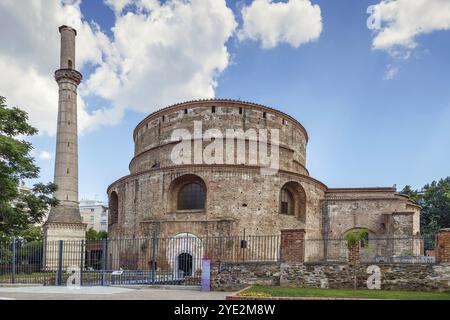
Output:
[
  {"xmin": 38, "ymin": 151, "xmax": 52, "ymax": 161},
  {"xmin": 0, "ymin": 0, "xmax": 111, "ymax": 135},
  {"xmin": 0, "ymin": 0, "xmax": 237, "ymax": 135},
  {"xmin": 84, "ymin": 0, "xmax": 237, "ymax": 114},
  {"xmin": 371, "ymin": 0, "xmax": 450, "ymax": 53},
  {"xmin": 238, "ymin": 0, "xmax": 323, "ymax": 49}
]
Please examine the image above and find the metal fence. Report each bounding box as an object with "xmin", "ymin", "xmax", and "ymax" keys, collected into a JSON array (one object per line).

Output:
[
  {"xmin": 0, "ymin": 235, "xmax": 280, "ymax": 286},
  {"xmin": 305, "ymin": 235, "xmax": 436, "ymax": 264},
  {"xmin": 0, "ymin": 234, "xmax": 436, "ymax": 286}
]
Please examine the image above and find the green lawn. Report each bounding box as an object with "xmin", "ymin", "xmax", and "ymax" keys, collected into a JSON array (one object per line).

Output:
[
  {"xmin": 0, "ymin": 272, "xmax": 54, "ymax": 283},
  {"xmin": 240, "ymin": 285, "xmax": 450, "ymax": 300}
]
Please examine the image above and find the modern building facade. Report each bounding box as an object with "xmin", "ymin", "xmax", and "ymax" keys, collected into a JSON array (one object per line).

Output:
[{"xmin": 79, "ymin": 200, "xmax": 108, "ymax": 232}]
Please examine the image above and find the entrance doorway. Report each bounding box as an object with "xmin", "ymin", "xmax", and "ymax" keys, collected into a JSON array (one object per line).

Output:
[{"xmin": 177, "ymin": 253, "xmax": 193, "ymax": 277}]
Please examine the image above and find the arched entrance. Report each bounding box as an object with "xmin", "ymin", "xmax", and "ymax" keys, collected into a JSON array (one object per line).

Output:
[
  {"xmin": 167, "ymin": 232, "xmax": 203, "ymax": 279},
  {"xmin": 177, "ymin": 252, "xmax": 193, "ymax": 277}
]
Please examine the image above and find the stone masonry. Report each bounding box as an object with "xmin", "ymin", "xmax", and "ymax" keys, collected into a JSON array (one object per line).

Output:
[
  {"xmin": 211, "ymin": 262, "xmax": 450, "ymax": 292},
  {"xmin": 107, "ymin": 99, "xmax": 421, "ymax": 271}
]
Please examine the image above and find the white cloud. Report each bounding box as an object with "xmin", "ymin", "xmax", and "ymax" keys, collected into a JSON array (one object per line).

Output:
[
  {"xmin": 238, "ymin": 0, "xmax": 323, "ymax": 49},
  {"xmin": 384, "ymin": 64, "xmax": 399, "ymax": 80},
  {"xmin": 0, "ymin": 0, "xmax": 111, "ymax": 135},
  {"xmin": 38, "ymin": 151, "xmax": 52, "ymax": 161},
  {"xmin": 84, "ymin": 0, "xmax": 237, "ymax": 114},
  {"xmin": 372, "ymin": 0, "xmax": 450, "ymax": 52},
  {"xmin": 0, "ymin": 0, "xmax": 237, "ymax": 135},
  {"xmin": 104, "ymin": 0, "xmax": 133, "ymax": 15}
]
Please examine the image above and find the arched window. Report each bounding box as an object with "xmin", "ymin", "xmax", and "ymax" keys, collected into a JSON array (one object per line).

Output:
[
  {"xmin": 109, "ymin": 191, "xmax": 118, "ymax": 225},
  {"xmin": 280, "ymin": 188, "xmax": 294, "ymax": 215},
  {"xmin": 279, "ymin": 182, "xmax": 306, "ymax": 221},
  {"xmin": 169, "ymin": 174, "xmax": 207, "ymax": 212},
  {"xmin": 177, "ymin": 183, "xmax": 205, "ymax": 210},
  {"xmin": 68, "ymin": 59, "xmax": 73, "ymax": 69}
]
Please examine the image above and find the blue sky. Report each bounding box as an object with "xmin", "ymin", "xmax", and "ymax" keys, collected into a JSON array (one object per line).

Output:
[{"xmin": 2, "ymin": 0, "xmax": 449, "ymax": 202}]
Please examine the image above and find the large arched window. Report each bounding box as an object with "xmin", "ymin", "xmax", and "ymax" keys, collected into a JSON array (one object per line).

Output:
[
  {"xmin": 279, "ymin": 181, "xmax": 306, "ymax": 222},
  {"xmin": 109, "ymin": 191, "xmax": 118, "ymax": 225},
  {"xmin": 169, "ymin": 174, "xmax": 207, "ymax": 212},
  {"xmin": 177, "ymin": 183, "xmax": 205, "ymax": 210}
]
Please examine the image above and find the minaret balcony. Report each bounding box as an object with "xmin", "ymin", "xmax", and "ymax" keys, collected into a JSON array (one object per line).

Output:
[{"xmin": 55, "ymin": 68, "xmax": 82, "ymax": 85}]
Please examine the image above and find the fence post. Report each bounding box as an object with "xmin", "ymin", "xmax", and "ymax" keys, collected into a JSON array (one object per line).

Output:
[
  {"xmin": 436, "ymin": 228, "xmax": 450, "ymax": 263},
  {"xmin": 57, "ymin": 240, "xmax": 63, "ymax": 286},
  {"xmin": 101, "ymin": 239, "xmax": 107, "ymax": 286},
  {"xmin": 79, "ymin": 240, "xmax": 84, "ymax": 286},
  {"xmin": 11, "ymin": 237, "xmax": 16, "ymax": 284},
  {"xmin": 280, "ymin": 229, "xmax": 305, "ymax": 263},
  {"xmin": 151, "ymin": 230, "xmax": 157, "ymax": 285}
]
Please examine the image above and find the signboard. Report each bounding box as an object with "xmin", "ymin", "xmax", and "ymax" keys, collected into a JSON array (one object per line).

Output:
[
  {"xmin": 201, "ymin": 259, "xmax": 211, "ymax": 292},
  {"xmin": 375, "ymin": 256, "xmax": 435, "ymax": 264},
  {"xmin": 112, "ymin": 270, "xmax": 124, "ymax": 276}
]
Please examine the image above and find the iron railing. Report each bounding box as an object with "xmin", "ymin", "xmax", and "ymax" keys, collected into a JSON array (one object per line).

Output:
[
  {"xmin": 0, "ymin": 234, "xmax": 436, "ymax": 286},
  {"xmin": 304, "ymin": 235, "xmax": 436, "ymax": 263}
]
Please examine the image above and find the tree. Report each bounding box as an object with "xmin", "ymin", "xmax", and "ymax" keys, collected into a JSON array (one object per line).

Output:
[
  {"xmin": 86, "ymin": 228, "xmax": 108, "ymax": 241},
  {"xmin": 401, "ymin": 177, "xmax": 450, "ymax": 238},
  {"xmin": 0, "ymin": 96, "xmax": 58, "ymax": 239}
]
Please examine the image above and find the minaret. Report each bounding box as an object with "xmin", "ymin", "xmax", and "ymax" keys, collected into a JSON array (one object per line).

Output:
[{"xmin": 44, "ymin": 26, "xmax": 86, "ymax": 247}]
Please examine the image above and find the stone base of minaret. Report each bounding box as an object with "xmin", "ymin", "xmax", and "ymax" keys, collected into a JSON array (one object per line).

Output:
[{"xmin": 43, "ymin": 207, "xmax": 86, "ymax": 271}]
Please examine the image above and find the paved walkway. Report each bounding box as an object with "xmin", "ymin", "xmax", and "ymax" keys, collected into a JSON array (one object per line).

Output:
[{"xmin": 0, "ymin": 286, "xmax": 233, "ymax": 300}]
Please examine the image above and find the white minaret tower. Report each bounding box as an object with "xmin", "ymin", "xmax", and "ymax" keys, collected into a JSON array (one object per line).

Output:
[{"xmin": 44, "ymin": 26, "xmax": 86, "ymax": 253}]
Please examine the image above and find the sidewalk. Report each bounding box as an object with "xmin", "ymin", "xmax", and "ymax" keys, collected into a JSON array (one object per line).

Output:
[{"xmin": 0, "ymin": 286, "xmax": 233, "ymax": 300}]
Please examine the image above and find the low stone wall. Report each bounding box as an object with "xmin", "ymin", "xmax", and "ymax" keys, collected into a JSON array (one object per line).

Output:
[
  {"xmin": 211, "ymin": 262, "xmax": 450, "ymax": 292},
  {"xmin": 211, "ymin": 262, "xmax": 280, "ymax": 291}
]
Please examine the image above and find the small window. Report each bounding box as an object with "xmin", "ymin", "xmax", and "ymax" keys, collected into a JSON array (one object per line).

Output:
[
  {"xmin": 263, "ymin": 112, "xmax": 267, "ymax": 119},
  {"xmin": 68, "ymin": 60, "xmax": 73, "ymax": 69},
  {"xmin": 239, "ymin": 107, "xmax": 243, "ymax": 115},
  {"xmin": 184, "ymin": 109, "xmax": 188, "ymax": 114},
  {"xmin": 66, "ymin": 168, "xmax": 70, "ymax": 174},
  {"xmin": 162, "ymin": 115, "xmax": 165, "ymax": 122},
  {"xmin": 151, "ymin": 162, "xmax": 160, "ymax": 169},
  {"xmin": 211, "ymin": 106, "xmax": 216, "ymax": 113},
  {"xmin": 280, "ymin": 188, "xmax": 294, "ymax": 215}
]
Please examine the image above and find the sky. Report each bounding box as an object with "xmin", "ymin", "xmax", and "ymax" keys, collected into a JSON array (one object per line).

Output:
[{"xmin": 1, "ymin": 0, "xmax": 449, "ymax": 203}]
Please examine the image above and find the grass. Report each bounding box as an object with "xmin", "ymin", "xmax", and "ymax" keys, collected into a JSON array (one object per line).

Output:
[
  {"xmin": 0, "ymin": 272, "xmax": 54, "ymax": 283},
  {"xmin": 240, "ymin": 285, "xmax": 450, "ymax": 300}
]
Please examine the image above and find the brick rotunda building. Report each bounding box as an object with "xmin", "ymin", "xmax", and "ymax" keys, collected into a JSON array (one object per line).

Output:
[{"xmin": 107, "ymin": 99, "xmax": 421, "ymax": 263}]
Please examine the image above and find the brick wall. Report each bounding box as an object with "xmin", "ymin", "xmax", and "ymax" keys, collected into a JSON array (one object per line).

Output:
[
  {"xmin": 348, "ymin": 243, "xmax": 360, "ymax": 266},
  {"xmin": 280, "ymin": 229, "xmax": 305, "ymax": 263},
  {"xmin": 436, "ymin": 229, "xmax": 450, "ymax": 263}
]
